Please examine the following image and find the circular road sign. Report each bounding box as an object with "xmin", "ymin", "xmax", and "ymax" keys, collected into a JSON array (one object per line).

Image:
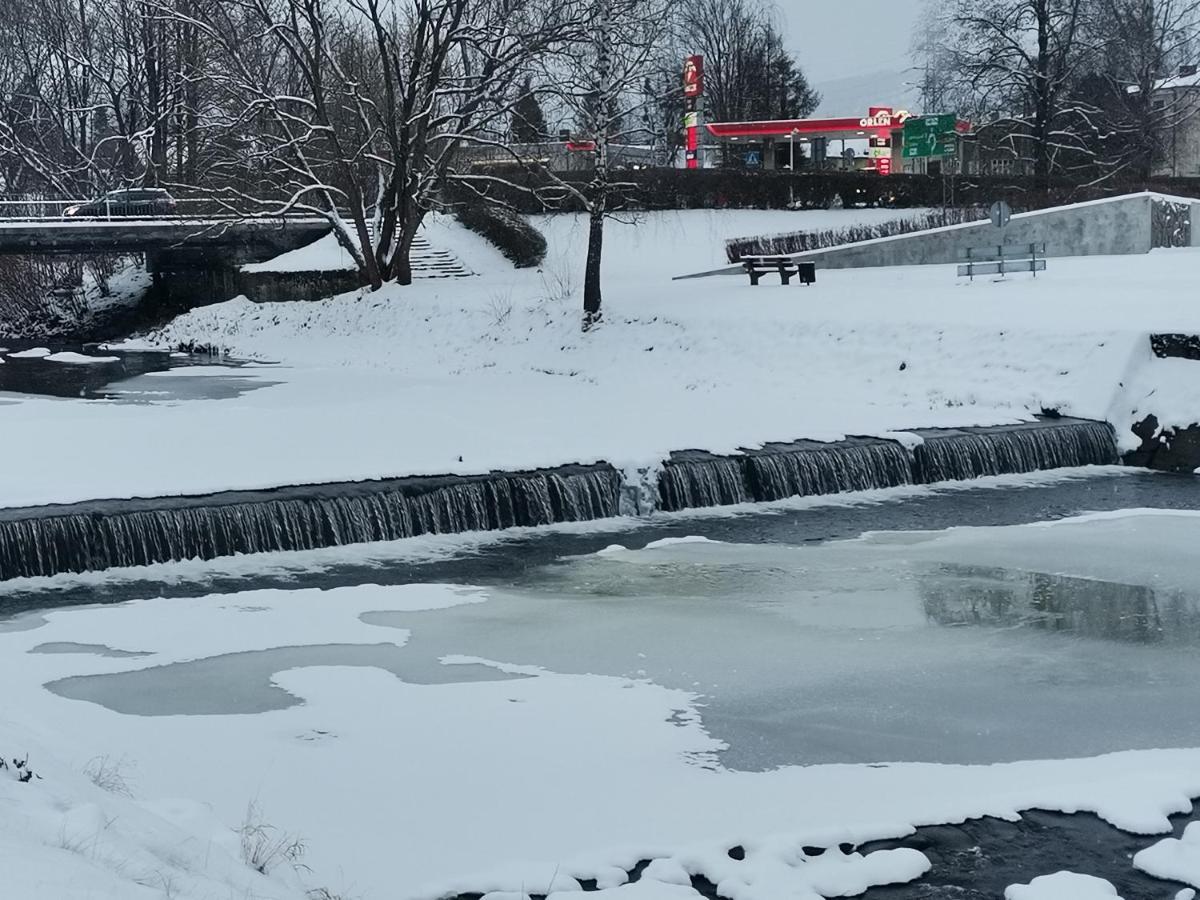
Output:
[{"xmin": 990, "ymin": 200, "xmax": 1012, "ymax": 229}]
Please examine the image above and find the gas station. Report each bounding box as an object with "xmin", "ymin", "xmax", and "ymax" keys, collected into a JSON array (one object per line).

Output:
[
  {"xmin": 701, "ymin": 107, "xmax": 971, "ymax": 174},
  {"xmin": 678, "ymin": 57, "xmax": 969, "ymax": 174}
]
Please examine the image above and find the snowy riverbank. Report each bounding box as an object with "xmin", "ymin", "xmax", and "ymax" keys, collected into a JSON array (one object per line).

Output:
[{"xmin": 0, "ymin": 208, "xmax": 1192, "ymax": 507}]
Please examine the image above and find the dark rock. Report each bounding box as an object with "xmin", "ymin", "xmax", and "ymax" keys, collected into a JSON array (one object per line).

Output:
[
  {"xmin": 1150, "ymin": 334, "xmax": 1200, "ymax": 361},
  {"xmin": 1125, "ymin": 415, "xmax": 1200, "ymax": 473}
]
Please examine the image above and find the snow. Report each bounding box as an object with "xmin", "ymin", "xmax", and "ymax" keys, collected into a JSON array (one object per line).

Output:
[
  {"xmin": 1005, "ymin": 871, "xmax": 1123, "ymax": 899},
  {"xmin": 5, "ymin": 570, "xmax": 1200, "ymax": 899},
  {"xmin": 1134, "ymin": 821, "xmax": 1200, "ymax": 887},
  {"xmin": 0, "ymin": 208, "xmax": 1174, "ymax": 507},
  {"xmin": 642, "ymin": 535, "xmax": 723, "ymax": 549},
  {"xmin": 241, "ymin": 231, "xmax": 357, "ymax": 273},
  {"xmin": 44, "ymin": 352, "xmax": 120, "ymax": 365},
  {"xmin": 8, "ymin": 346, "xmax": 52, "ymax": 358},
  {"xmin": 0, "ymin": 719, "xmax": 306, "ymax": 900},
  {"xmin": 6, "ymin": 205, "xmax": 1200, "ymax": 898}
]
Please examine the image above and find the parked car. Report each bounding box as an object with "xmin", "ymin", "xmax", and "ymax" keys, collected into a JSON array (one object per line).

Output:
[{"xmin": 64, "ymin": 188, "xmax": 177, "ymax": 217}]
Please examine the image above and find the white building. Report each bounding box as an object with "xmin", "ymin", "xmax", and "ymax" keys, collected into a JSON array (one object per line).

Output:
[{"xmin": 1149, "ymin": 65, "xmax": 1200, "ymax": 177}]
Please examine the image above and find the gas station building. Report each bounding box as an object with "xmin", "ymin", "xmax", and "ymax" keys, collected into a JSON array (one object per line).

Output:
[{"xmin": 702, "ymin": 107, "xmax": 971, "ymax": 174}]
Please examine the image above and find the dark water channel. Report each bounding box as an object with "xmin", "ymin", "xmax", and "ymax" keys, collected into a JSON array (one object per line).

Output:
[
  {"xmin": 5, "ymin": 468, "xmax": 1199, "ymax": 614},
  {"xmin": 0, "ymin": 342, "xmax": 274, "ymax": 400}
]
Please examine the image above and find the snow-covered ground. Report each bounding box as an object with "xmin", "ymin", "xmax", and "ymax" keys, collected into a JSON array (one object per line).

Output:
[
  {"xmin": 5, "ymin": 510, "xmax": 1200, "ymax": 899},
  {"xmin": 0, "ymin": 207, "xmax": 1194, "ymax": 507}
]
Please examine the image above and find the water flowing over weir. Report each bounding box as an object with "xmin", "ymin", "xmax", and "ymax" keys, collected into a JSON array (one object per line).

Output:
[
  {"xmin": 655, "ymin": 417, "xmax": 1118, "ymax": 513},
  {"xmin": 0, "ymin": 465, "xmax": 621, "ymax": 580},
  {"xmin": 911, "ymin": 420, "xmax": 1119, "ymax": 483},
  {"xmin": 0, "ymin": 417, "xmax": 1119, "ymax": 580}
]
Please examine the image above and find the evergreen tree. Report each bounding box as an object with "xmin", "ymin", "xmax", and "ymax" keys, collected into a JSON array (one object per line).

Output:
[{"xmin": 512, "ymin": 77, "xmax": 549, "ymax": 143}]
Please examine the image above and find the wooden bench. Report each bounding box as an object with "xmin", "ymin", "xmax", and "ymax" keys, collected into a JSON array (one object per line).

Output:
[{"xmin": 741, "ymin": 255, "xmax": 816, "ymax": 286}]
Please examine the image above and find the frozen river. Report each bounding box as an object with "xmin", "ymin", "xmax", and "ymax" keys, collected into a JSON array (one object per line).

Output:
[
  {"xmin": 7, "ymin": 468, "xmax": 1200, "ymax": 896},
  {"xmin": 12, "ymin": 468, "xmax": 1200, "ymax": 769}
]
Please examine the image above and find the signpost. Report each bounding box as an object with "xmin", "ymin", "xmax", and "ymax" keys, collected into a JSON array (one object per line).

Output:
[
  {"xmin": 902, "ymin": 113, "xmax": 958, "ymax": 160},
  {"xmin": 989, "ymin": 200, "xmax": 1012, "ymax": 229},
  {"xmin": 683, "ymin": 55, "xmax": 704, "ymax": 169}
]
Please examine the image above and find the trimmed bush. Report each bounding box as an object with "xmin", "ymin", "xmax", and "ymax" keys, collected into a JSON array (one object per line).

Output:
[
  {"xmin": 454, "ymin": 201, "xmax": 547, "ymax": 268},
  {"xmin": 724, "ymin": 207, "xmax": 989, "ymax": 262},
  {"xmin": 454, "ymin": 165, "xmax": 1200, "ymax": 215}
]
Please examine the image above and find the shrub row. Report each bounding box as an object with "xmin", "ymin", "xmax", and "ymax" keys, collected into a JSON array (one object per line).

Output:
[
  {"xmin": 453, "ymin": 201, "xmax": 547, "ymax": 269},
  {"xmin": 723, "ymin": 207, "xmax": 989, "ymax": 262},
  {"xmin": 456, "ymin": 165, "xmax": 1200, "ymax": 215}
]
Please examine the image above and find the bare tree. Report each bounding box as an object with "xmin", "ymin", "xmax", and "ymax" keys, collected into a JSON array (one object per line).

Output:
[
  {"xmin": 1085, "ymin": 0, "xmax": 1200, "ymax": 177},
  {"xmin": 940, "ymin": 0, "xmax": 1093, "ymax": 178},
  {"xmin": 534, "ymin": 0, "xmax": 672, "ymax": 330},
  {"xmin": 0, "ymin": 0, "xmax": 213, "ymax": 197},
  {"xmin": 176, "ymin": 0, "xmax": 582, "ymax": 289},
  {"xmin": 676, "ymin": 0, "xmax": 817, "ymax": 127}
]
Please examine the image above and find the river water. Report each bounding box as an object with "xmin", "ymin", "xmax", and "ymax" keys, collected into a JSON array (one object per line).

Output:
[{"xmin": 8, "ymin": 468, "xmax": 1200, "ymax": 774}]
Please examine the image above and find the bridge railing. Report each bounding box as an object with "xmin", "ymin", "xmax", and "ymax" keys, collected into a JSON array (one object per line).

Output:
[
  {"xmin": 0, "ymin": 199, "xmax": 85, "ymax": 218},
  {"xmin": 0, "ymin": 198, "xmax": 326, "ymax": 220}
]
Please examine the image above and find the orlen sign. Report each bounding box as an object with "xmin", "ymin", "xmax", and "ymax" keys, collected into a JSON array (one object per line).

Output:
[
  {"xmin": 683, "ymin": 55, "xmax": 704, "ymax": 98},
  {"xmin": 859, "ymin": 108, "xmax": 911, "ymax": 129}
]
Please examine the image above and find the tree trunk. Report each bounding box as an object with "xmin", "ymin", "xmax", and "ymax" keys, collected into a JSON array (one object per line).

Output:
[
  {"xmin": 583, "ymin": 203, "xmax": 604, "ymax": 328},
  {"xmin": 395, "ymin": 224, "xmax": 416, "ymax": 286}
]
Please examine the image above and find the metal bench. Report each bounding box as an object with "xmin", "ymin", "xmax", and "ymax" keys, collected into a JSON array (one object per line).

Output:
[
  {"xmin": 741, "ymin": 255, "xmax": 816, "ymax": 286},
  {"xmin": 958, "ymin": 243, "xmax": 1047, "ymax": 280}
]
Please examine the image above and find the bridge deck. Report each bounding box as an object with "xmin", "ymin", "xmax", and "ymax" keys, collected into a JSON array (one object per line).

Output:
[{"xmin": 0, "ymin": 217, "xmax": 332, "ymax": 253}]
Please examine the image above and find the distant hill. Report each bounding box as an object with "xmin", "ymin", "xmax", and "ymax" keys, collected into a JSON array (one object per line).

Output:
[{"xmin": 812, "ymin": 69, "xmax": 921, "ymax": 118}]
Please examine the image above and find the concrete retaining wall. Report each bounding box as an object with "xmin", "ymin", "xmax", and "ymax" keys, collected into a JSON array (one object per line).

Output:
[
  {"xmin": 238, "ymin": 269, "xmax": 363, "ymax": 303},
  {"xmin": 679, "ymin": 192, "xmax": 1200, "ymax": 277},
  {"xmin": 796, "ymin": 193, "xmax": 1178, "ymax": 270}
]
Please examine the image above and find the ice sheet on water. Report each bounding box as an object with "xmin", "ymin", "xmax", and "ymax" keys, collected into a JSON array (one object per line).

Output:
[
  {"xmin": 1005, "ymin": 871, "xmax": 1122, "ymax": 899},
  {"xmin": 1135, "ymin": 822, "xmax": 1200, "ymax": 887},
  {"xmin": 642, "ymin": 535, "xmax": 724, "ymax": 549},
  {"xmin": 44, "ymin": 351, "xmax": 119, "ymax": 365}
]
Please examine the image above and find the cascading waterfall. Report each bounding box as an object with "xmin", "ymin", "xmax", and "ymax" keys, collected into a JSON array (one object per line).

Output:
[
  {"xmin": 745, "ymin": 440, "xmax": 914, "ymax": 501},
  {"xmin": 0, "ymin": 418, "xmax": 1121, "ymax": 580},
  {"xmin": 911, "ymin": 420, "xmax": 1118, "ymax": 484},
  {"xmin": 657, "ymin": 440, "xmax": 912, "ymax": 512},
  {"xmin": 656, "ymin": 456, "xmax": 751, "ymax": 512},
  {"xmin": 0, "ymin": 465, "xmax": 620, "ymax": 580},
  {"xmin": 657, "ymin": 418, "xmax": 1118, "ymax": 513}
]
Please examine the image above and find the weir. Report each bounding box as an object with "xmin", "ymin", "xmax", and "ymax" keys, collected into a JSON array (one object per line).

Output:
[
  {"xmin": 0, "ymin": 465, "xmax": 621, "ymax": 580},
  {"xmin": 656, "ymin": 417, "xmax": 1117, "ymax": 513},
  {"xmin": 911, "ymin": 420, "xmax": 1118, "ymax": 484},
  {"xmin": 0, "ymin": 417, "xmax": 1119, "ymax": 580}
]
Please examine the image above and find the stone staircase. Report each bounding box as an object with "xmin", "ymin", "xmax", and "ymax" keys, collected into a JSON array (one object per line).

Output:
[{"xmin": 410, "ymin": 233, "xmax": 474, "ymax": 279}]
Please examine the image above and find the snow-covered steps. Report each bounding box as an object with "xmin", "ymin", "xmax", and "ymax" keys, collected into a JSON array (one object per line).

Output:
[{"xmin": 410, "ymin": 233, "xmax": 473, "ymax": 279}]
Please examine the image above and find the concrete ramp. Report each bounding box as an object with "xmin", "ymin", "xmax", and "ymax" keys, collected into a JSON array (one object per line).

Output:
[{"xmin": 677, "ymin": 191, "xmax": 1200, "ymax": 278}]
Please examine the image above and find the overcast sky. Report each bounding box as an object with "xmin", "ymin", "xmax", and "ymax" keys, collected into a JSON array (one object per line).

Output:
[{"xmin": 780, "ymin": 0, "xmax": 925, "ymax": 83}]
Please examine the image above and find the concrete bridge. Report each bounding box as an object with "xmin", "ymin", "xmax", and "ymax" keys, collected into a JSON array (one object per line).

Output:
[{"xmin": 0, "ymin": 216, "xmax": 332, "ymax": 261}]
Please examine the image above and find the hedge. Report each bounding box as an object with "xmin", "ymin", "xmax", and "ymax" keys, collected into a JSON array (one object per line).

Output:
[
  {"xmin": 723, "ymin": 207, "xmax": 990, "ymax": 262},
  {"xmin": 453, "ymin": 200, "xmax": 547, "ymax": 269},
  {"xmin": 456, "ymin": 165, "xmax": 1200, "ymax": 215}
]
